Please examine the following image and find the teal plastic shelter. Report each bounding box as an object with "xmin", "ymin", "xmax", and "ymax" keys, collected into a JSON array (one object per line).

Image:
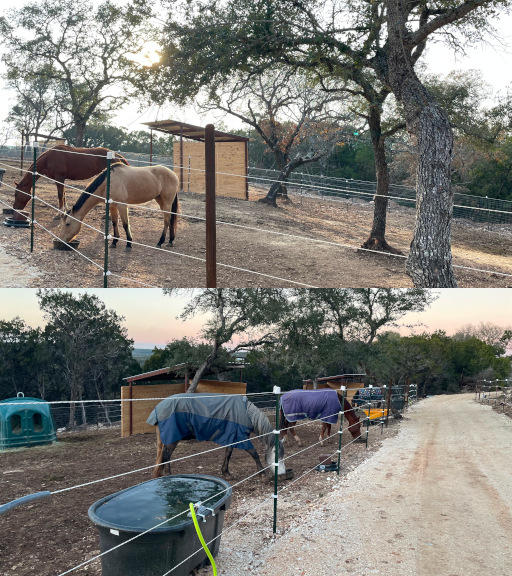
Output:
[{"xmin": 0, "ymin": 393, "xmax": 56, "ymax": 450}]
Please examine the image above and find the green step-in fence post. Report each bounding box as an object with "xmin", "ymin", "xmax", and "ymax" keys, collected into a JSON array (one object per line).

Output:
[
  {"xmin": 365, "ymin": 384, "xmax": 372, "ymax": 449},
  {"xmin": 103, "ymin": 152, "xmax": 113, "ymax": 287},
  {"xmin": 337, "ymin": 386, "xmax": 346, "ymax": 476},
  {"xmin": 273, "ymin": 385, "xmax": 281, "ymax": 535},
  {"xmin": 30, "ymin": 141, "xmax": 38, "ymax": 252},
  {"xmin": 381, "ymin": 384, "xmax": 386, "ymax": 436}
]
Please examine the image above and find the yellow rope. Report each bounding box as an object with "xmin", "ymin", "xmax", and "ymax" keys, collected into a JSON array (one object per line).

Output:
[{"xmin": 189, "ymin": 503, "xmax": 218, "ymax": 576}]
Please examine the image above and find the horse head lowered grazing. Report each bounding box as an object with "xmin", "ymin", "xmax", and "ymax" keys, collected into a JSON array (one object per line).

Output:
[
  {"xmin": 59, "ymin": 163, "xmax": 179, "ymax": 249},
  {"xmin": 147, "ymin": 393, "xmax": 286, "ymax": 478},
  {"xmin": 12, "ymin": 145, "xmax": 128, "ymax": 219}
]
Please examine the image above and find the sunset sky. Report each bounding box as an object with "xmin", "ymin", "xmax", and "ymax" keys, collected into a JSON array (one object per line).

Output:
[{"xmin": 0, "ymin": 289, "xmax": 510, "ymax": 348}]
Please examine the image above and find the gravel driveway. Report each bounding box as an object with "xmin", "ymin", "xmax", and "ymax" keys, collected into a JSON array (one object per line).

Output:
[{"xmin": 214, "ymin": 394, "xmax": 512, "ymax": 576}]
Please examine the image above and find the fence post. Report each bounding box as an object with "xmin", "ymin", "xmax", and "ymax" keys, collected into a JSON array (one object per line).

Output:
[
  {"xmin": 365, "ymin": 401, "xmax": 370, "ymax": 449},
  {"xmin": 205, "ymin": 124, "xmax": 217, "ymax": 288},
  {"xmin": 30, "ymin": 142, "xmax": 38, "ymax": 252},
  {"xmin": 187, "ymin": 154, "xmax": 191, "ymax": 193},
  {"xmin": 385, "ymin": 382, "xmax": 392, "ymax": 427},
  {"xmin": 273, "ymin": 385, "xmax": 281, "ymax": 534},
  {"xmin": 103, "ymin": 152, "xmax": 113, "ymax": 287},
  {"xmin": 381, "ymin": 385, "xmax": 386, "ymax": 435},
  {"xmin": 337, "ymin": 386, "xmax": 346, "ymax": 476}
]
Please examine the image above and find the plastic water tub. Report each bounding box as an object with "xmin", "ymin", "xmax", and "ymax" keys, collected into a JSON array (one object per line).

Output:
[{"xmin": 88, "ymin": 474, "xmax": 232, "ymax": 576}]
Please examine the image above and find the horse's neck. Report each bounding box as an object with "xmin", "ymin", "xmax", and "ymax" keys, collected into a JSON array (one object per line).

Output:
[
  {"xmin": 343, "ymin": 398, "xmax": 358, "ymax": 424},
  {"xmin": 73, "ymin": 191, "xmax": 103, "ymax": 220},
  {"xmin": 247, "ymin": 401, "xmax": 273, "ymax": 447}
]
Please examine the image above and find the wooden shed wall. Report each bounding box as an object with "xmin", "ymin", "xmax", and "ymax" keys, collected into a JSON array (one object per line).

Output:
[
  {"xmin": 121, "ymin": 380, "xmax": 247, "ymax": 437},
  {"xmin": 174, "ymin": 141, "xmax": 247, "ymax": 199}
]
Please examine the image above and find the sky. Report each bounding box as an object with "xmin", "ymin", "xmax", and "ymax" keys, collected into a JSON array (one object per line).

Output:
[
  {"xmin": 0, "ymin": 288, "xmax": 510, "ymax": 348},
  {"xmin": 1, "ymin": 2, "xmax": 512, "ymax": 140}
]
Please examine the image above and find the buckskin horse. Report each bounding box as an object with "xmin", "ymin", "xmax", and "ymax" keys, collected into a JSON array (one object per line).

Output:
[
  {"xmin": 59, "ymin": 162, "xmax": 179, "ymax": 249},
  {"xmin": 12, "ymin": 145, "xmax": 128, "ymax": 219},
  {"xmin": 280, "ymin": 388, "xmax": 362, "ymax": 446},
  {"xmin": 147, "ymin": 393, "xmax": 286, "ymax": 478}
]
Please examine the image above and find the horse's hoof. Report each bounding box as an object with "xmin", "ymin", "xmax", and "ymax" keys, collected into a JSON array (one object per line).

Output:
[
  {"xmin": 125, "ymin": 245, "xmax": 132, "ymax": 250},
  {"xmin": 110, "ymin": 242, "xmax": 117, "ymax": 248}
]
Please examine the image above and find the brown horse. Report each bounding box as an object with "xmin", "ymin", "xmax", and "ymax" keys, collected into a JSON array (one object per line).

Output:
[
  {"xmin": 12, "ymin": 145, "xmax": 128, "ymax": 219},
  {"xmin": 280, "ymin": 390, "xmax": 362, "ymax": 446},
  {"xmin": 59, "ymin": 163, "xmax": 179, "ymax": 249}
]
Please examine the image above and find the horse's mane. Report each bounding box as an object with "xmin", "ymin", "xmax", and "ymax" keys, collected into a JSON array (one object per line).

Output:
[{"xmin": 72, "ymin": 162, "xmax": 125, "ymax": 213}]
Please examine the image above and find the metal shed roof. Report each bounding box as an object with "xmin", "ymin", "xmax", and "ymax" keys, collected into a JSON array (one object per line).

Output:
[{"xmin": 143, "ymin": 120, "xmax": 248, "ymax": 143}]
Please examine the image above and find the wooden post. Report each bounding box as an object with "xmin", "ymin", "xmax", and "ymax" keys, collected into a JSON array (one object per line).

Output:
[
  {"xmin": 244, "ymin": 140, "xmax": 249, "ymax": 200},
  {"xmin": 385, "ymin": 382, "xmax": 392, "ymax": 427},
  {"xmin": 129, "ymin": 383, "xmax": 133, "ymax": 436},
  {"xmin": 179, "ymin": 127, "xmax": 184, "ymax": 193},
  {"xmin": 20, "ymin": 131, "xmax": 25, "ymax": 175},
  {"xmin": 30, "ymin": 143, "xmax": 38, "ymax": 252},
  {"xmin": 205, "ymin": 124, "xmax": 217, "ymax": 287},
  {"xmin": 149, "ymin": 129, "xmax": 153, "ymax": 165}
]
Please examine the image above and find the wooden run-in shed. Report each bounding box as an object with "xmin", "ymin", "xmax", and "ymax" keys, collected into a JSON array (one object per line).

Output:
[
  {"xmin": 121, "ymin": 363, "xmax": 247, "ymax": 437},
  {"xmin": 302, "ymin": 374, "xmax": 367, "ymax": 404},
  {"xmin": 143, "ymin": 120, "xmax": 249, "ymax": 200}
]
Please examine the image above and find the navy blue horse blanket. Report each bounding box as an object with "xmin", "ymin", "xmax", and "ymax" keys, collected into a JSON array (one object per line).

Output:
[
  {"xmin": 146, "ymin": 393, "xmax": 256, "ymax": 450},
  {"xmin": 281, "ymin": 389, "xmax": 341, "ymax": 425}
]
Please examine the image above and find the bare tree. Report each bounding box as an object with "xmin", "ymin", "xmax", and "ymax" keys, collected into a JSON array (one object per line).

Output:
[
  {"xmin": 165, "ymin": 289, "xmax": 291, "ymax": 392},
  {"xmin": 1, "ymin": 0, "xmax": 152, "ymax": 145},
  {"xmin": 202, "ymin": 67, "xmax": 348, "ymax": 205}
]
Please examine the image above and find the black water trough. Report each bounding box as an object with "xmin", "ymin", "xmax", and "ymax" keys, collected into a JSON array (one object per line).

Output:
[
  {"xmin": 3, "ymin": 211, "xmax": 30, "ymax": 228},
  {"xmin": 88, "ymin": 474, "xmax": 232, "ymax": 576}
]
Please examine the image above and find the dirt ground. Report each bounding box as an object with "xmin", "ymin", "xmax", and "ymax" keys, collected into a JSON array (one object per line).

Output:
[
  {"xmin": 224, "ymin": 394, "xmax": 512, "ymax": 576},
  {"xmin": 0, "ymin": 160, "xmax": 510, "ymax": 287},
  {"xmin": 0, "ymin": 414, "xmax": 397, "ymax": 576}
]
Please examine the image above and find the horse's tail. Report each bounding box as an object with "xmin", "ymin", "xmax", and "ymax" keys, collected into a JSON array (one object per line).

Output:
[
  {"xmin": 279, "ymin": 406, "xmax": 287, "ymax": 430},
  {"xmin": 170, "ymin": 192, "xmax": 179, "ymax": 238},
  {"xmin": 153, "ymin": 427, "xmax": 165, "ymax": 478}
]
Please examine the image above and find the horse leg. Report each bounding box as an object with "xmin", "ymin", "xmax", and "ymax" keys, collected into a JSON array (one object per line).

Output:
[
  {"xmin": 154, "ymin": 195, "xmax": 170, "ymax": 247},
  {"xmin": 221, "ymin": 446, "xmax": 234, "ymax": 477},
  {"xmin": 291, "ymin": 422, "xmax": 302, "ymax": 446},
  {"xmin": 56, "ymin": 182, "xmax": 66, "ymax": 220},
  {"xmin": 246, "ymin": 448, "xmax": 265, "ymax": 472},
  {"xmin": 109, "ymin": 204, "xmax": 119, "ymax": 248},
  {"xmin": 118, "ymin": 204, "xmax": 133, "ymax": 249}
]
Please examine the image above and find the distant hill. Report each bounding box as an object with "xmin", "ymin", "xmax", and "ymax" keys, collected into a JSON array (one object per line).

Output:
[{"xmin": 132, "ymin": 348, "xmax": 156, "ymax": 365}]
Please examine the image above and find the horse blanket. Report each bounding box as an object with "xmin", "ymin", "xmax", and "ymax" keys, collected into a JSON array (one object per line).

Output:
[
  {"xmin": 146, "ymin": 393, "xmax": 255, "ymax": 450},
  {"xmin": 281, "ymin": 389, "xmax": 341, "ymax": 425}
]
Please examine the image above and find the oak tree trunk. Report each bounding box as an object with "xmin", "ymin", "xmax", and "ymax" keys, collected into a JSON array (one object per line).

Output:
[
  {"xmin": 383, "ymin": 0, "xmax": 457, "ymax": 287},
  {"xmin": 260, "ymin": 149, "xmax": 291, "ymax": 206},
  {"xmin": 362, "ymin": 106, "xmax": 402, "ymax": 254}
]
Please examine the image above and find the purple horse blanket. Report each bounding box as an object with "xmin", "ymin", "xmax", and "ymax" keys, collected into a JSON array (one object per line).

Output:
[{"xmin": 281, "ymin": 389, "xmax": 341, "ymax": 425}]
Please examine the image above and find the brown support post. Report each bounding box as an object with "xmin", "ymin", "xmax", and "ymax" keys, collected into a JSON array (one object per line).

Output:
[
  {"xmin": 149, "ymin": 129, "xmax": 153, "ymax": 165},
  {"xmin": 179, "ymin": 127, "xmax": 184, "ymax": 193},
  {"xmin": 205, "ymin": 124, "xmax": 217, "ymax": 287},
  {"xmin": 20, "ymin": 131, "xmax": 25, "ymax": 176},
  {"xmin": 244, "ymin": 140, "xmax": 249, "ymax": 200},
  {"xmin": 128, "ymin": 383, "xmax": 133, "ymax": 436},
  {"xmin": 385, "ymin": 382, "xmax": 392, "ymax": 427}
]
